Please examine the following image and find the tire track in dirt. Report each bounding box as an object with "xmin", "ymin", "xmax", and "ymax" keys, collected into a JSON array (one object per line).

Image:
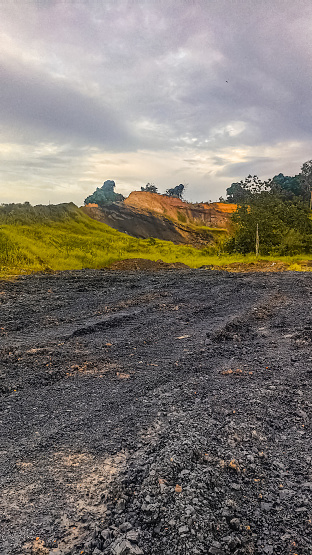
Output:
[{"xmin": 0, "ymin": 270, "xmax": 311, "ymax": 554}]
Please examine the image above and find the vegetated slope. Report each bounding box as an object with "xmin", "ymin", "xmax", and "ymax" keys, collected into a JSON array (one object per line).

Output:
[
  {"xmin": 1, "ymin": 203, "xmax": 311, "ymax": 278},
  {"xmin": 0, "ymin": 269, "xmax": 311, "ymax": 555},
  {"xmin": 0, "ymin": 202, "xmax": 227, "ymax": 277},
  {"xmin": 82, "ymin": 191, "xmax": 236, "ymax": 246}
]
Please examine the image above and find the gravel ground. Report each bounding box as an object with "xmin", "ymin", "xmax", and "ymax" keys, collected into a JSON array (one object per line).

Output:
[{"xmin": 0, "ymin": 269, "xmax": 311, "ymax": 555}]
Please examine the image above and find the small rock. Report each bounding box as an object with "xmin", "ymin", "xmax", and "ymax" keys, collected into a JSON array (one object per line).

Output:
[
  {"xmin": 119, "ymin": 522, "xmax": 132, "ymax": 533},
  {"xmin": 295, "ymin": 506, "xmax": 307, "ymax": 513},
  {"xmin": 185, "ymin": 505, "xmax": 195, "ymax": 515},
  {"xmin": 208, "ymin": 547, "xmax": 225, "ymax": 555},
  {"xmin": 101, "ymin": 528, "xmax": 111, "ymax": 540},
  {"xmin": 296, "ymin": 409, "xmax": 307, "ymax": 419},
  {"xmin": 111, "ymin": 539, "xmax": 144, "ymax": 555},
  {"xmin": 211, "ymin": 541, "xmax": 222, "ymax": 548},
  {"xmin": 117, "ymin": 499, "xmax": 126, "ymax": 511},
  {"xmin": 261, "ymin": 502, "xmax": 272, "ymax": 512},
  {"xmin": 126, "ymin": 530, "xmax": 140, "ymax": 542},
  {"xmin": 131, "ymin": 546, "xmax": 144, "ymax": 555},
  {"xmin": 158, "ymin": 478, "xmax": 166, "ymax": 493},
  {"xmin": 178, "ymin": 525, "xmax": 189, "ymax": 535},
  {"xmin": 228, "ymin": 536, "xmax": 241, "ymax": 550},
  {"xmin": 229, "ymin": 518, "xmax": 240, "ymax": 531}
]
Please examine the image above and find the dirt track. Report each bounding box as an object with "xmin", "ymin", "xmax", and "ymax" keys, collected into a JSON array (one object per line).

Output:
[{"xmin": 0, "ymin": 269, "xmax": 312, "ymax": 555}]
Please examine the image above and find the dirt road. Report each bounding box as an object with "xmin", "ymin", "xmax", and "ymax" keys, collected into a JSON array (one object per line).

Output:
[{"xmin": 0, "ymin": 269, "xmax": 311, "ymax": 554}]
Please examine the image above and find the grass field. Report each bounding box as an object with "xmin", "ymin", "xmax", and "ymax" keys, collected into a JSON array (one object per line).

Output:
[{"xmin": 0, "ymin": 203, "xmax": 311, "ymax": 278}]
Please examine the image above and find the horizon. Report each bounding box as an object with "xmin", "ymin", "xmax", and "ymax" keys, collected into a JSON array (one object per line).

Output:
[{"xmin": 1, "ymin": 1, "xmax": 312, "ymax": 205}]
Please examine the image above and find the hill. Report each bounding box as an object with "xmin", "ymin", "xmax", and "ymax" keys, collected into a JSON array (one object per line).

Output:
[
  {"xmin": 0, "ymin": 202, "xmax": 228, "ymax": 277},
  {"xmin": 82, "ymin": 191, "xmax": 237, "ymax": 246},
  {"xmin": 2, "ymin": 202, "xmax": 310, "ymax": 278}
]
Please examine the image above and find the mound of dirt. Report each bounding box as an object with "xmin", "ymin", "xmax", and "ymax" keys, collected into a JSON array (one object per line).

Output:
[{"xmin": 107, "ymin": 258, "xmax": 190, "ymax": 271}]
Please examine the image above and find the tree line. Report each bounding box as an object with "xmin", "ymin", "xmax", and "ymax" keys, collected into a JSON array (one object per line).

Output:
[
  {"xmin": 224, "ymin": 160, "xmax": 312, "ymax": 255},
  {"xmin": 141, "ymin": 183, "xmax": 185, "ymax": 199}
]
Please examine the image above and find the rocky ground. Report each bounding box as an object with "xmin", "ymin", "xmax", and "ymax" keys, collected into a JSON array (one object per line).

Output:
[{"xmin": 0, "ymin": 269, "xmax": 311, "ymax": 555}]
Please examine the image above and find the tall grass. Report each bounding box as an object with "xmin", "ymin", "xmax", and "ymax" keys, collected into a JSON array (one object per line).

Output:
[{"xmin": 0, "ymin": 203, "xmax": 311, "ymax": 277}]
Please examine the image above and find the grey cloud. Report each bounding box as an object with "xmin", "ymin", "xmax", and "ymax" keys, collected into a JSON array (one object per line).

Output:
[
  {"xmin": 0, "ymin": 59, "xmax": 134, "ymax": 149},
  {"xmin": 3, "ymin": 1, "xmax": 312, "ymax": 150},
  {"xmin": 217, "ymin": 157, "xmax": 285, "ymax": 179},
  {"xmin": 1, "ymin": 1, "xmax": 312, "ymax": 203}
]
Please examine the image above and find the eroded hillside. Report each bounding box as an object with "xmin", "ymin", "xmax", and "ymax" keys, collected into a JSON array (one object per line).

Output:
[{"xmin": 82, "ymin": 192, "xmax": 236, "ymax": 246}]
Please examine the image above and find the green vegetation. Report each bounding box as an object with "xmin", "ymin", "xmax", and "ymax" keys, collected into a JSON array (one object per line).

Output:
[
  {"xmin": 165, "ymin": 184, "xmax": 185, "ymax": 199},
  {"xmin": 2, "ymin": 154, "xmax": 312, "ymax": 278},
  {"xmin": 225, "ymin": 161, "xmax": 312, "ymax": 256},
  {"xmin": 226, "ymin": 196, "xmax": 312, "ymax": 255},
  {"xmin": 176, "ymin": 210, "xmax": 187, "ymax": 223},
  {"xmin": 141, "ymin": 183, "xmax": 158, "ymax": 193},
  {"xmin": 0, "ymin": 203, "xmax": 310, "ymax": 279},
  {"xmin": 0, "ymin": 202, "xmax": 227, "ymax": 277},
  {"xmin": 84, "ymin": 180, "xmax": 124, "ymax": 205}
]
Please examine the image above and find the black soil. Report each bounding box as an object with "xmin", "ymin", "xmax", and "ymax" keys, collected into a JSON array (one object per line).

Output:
[{"xmin": 0, "ymin": 269, "xmax": 311, "ymax": 555}]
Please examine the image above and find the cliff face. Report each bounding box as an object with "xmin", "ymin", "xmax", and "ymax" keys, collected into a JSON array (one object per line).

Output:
[{"xmin": 82, "ymin": 192, "xmax": 236, "ymax": 246}]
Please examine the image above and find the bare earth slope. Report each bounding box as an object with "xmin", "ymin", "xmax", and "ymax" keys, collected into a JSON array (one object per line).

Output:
[
  {"xmin": 0, "ymin": 270, "xmax": 311, "ymax": 555},
  {"xmin": 82, "ymin": 192, "xmax": 236, "ymax": 245}
]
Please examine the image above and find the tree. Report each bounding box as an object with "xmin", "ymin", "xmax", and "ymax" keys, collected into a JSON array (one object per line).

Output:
[
  {"xmin": 84, "ymin": 180, "xmax": 124, "ymax": 206},
  {"xmin": 165, "ymin": 184, "xmax": 185, "ymax": 199},
  {"xmin": 227, "ymin": 193, "xmax": 312, "ymax": 255},
  {"xmin": 224, "ymin": 162, "xmax": 312, "ymax": 255},
  {"xmin": 226, "ymin": 175, "xmax": 269, "ymax": 203},
  {"xmin": 141, "ymin": 183, "xmax": 158, "ymax": 193},
  {"xmin": 270, "ymin": 173, "xmax": 308, "ymax": 200},
  {"xmin": 299, "ymin": 160, "xmax": 312, "ymax": 204}
]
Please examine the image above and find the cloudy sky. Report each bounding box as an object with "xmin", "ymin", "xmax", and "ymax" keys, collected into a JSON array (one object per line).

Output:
[{"xmin": 1, "ymin": 0, "xmax": 312, "ymax": 205}]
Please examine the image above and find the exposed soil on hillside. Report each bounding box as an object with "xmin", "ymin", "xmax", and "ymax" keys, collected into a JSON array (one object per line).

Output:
[
  {"xmin": 124, "ymin": 192, "xmax": 236, "ymax": 229},
  {"xmin": 0, "ymin": 269, "xmax": 312, "ymax": 555},
  {"xmin": 82, "ymin": 192, "xmax": 235, "ymax": 246}
]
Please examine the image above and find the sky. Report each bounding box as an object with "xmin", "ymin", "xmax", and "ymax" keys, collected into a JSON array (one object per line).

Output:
[{"xmin": 1, "ymin": 0, "xmax": 312, "ymax": 205}]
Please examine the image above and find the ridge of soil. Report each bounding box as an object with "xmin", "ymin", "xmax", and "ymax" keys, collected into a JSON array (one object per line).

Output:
[
  {"xmin": 0, "ymin": 269, "xmax": 311, "ymax": 555},
  {"xmin": 107, "ymin": 259, "xmax": 190, "ymax": 271},
  {"xmin": 105, "ymin": 258, "xmax": 312, "ymax": 273}
]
